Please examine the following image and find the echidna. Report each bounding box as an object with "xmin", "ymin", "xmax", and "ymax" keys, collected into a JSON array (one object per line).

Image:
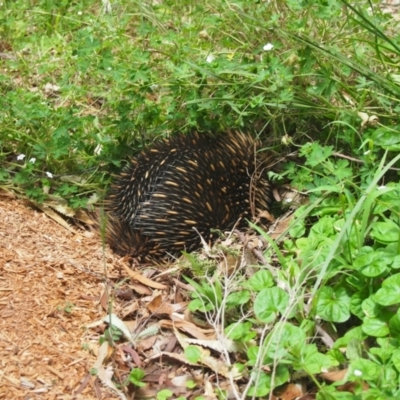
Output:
[{"xmin": 106, "ymin": 132, "xmax": 272, "ymax": 261}]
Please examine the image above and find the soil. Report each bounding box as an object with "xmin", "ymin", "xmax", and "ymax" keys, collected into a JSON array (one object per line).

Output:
[{"xmin": 0, "ymin": 191, "xmax": 120, "ymax": 399}]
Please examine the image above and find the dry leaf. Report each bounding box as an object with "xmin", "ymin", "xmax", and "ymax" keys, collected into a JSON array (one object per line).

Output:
[
  {"xmin": 93, "ymin": 342, "xmax": 127, "ymax": 400},
  {"xmin": 119, "ymin": 262, "xmax": 168, "ymax": 290}
]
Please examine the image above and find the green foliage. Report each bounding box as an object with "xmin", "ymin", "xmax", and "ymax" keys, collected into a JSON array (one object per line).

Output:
[
  {"xmin": 3, "ymin": 0, "xmax": 399, "ymax": 208},
  {"xmin": 185, "ymin": 275, "xmax": 222, "ymax": 312},
  {"xmin": 99, "ymin": 326, "xmax": 122, "ymax": 345},
  {"xmin": 187, "ymin": 141, "xmax": 400, "ymax": 396},
  {"xmin": 157, "ymin": 389, "xmax": 173, "ymax": 400},
  {"xmin": 127, "ymin": 368, "xmax": 146, "ymax": 388},
  {"xmin": 184, "ymin": 346, "xmax": 202, "ymax": 364},
  {"xmin": 57, "ymin": 301, "xmax": 74, "ymax": 314}
]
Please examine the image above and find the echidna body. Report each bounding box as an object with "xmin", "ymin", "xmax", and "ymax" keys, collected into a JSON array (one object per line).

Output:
[{"xmin": 106, "ymin": 132, "xmax": 272, "ymax": 260}]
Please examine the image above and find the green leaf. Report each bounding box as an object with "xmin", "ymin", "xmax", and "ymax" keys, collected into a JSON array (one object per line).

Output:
[
  {"xmin": 370, "ymin": 338, "xmax": 396, "ymax": 363},
  {"xmin": 247, "ymin": 366, "xmax": 289, "ymax": 397},
  {"xmin": 262, "ymin": 322, "xmax": 306, "ymax": 362},
  {"xmin": 389, "ymin": 313, "xmax": 400, "ymax": 337},
  {"xmin": 352, "ymin": 248, "xmax": 390, "ymax": 277},
  {"xmin": 225, "ymin": 322, "xmax": 256, "ymax": 342},
  {"xmin": 361, "ymin": 296, "xmax": 382, "ymax": 318},
  {"xmin": 185, "ymin": 380, "xmax": 197, "ymax": 389},
  {"xmin": 157, "ymin": 389, "xmax": 173, "ymax": 400},
  {"xmin": 293, "ymin": 344, "xmax": 338, "ymax": 375},
  {"xmin": 246, "ymin": 270, "xmax": 274, "ymax": 291},
  {"xmin": 371, "ymin": 126, "xmax": 400, "ymax": 147},
  {"xmin": 392, "ymin": 255, "xmax": 400, "ymax": 270},
  {"xmin": 350, "ymin": 292, "xmax": 365, "ymax": 319},
  {"xmin": 301, "ymin": 142, "xmax": 334, "ymax": 167},
  {"xmin": 225, "ymin": 290, "xmax": 250, "ymax": 307},
  {"xmin": 184, "ymin": 346, "xmax": 201, "ymax": 363},
  {"xmin": 370, "ymin": 220, "xmax": 400, "ymax": 244},
  {"xmin": 246, "ymin": 346, "xmax": 260, "ymax": 365},
  {"xmin": 188, "ymin": 298, "xmax": 214, "ymax": 313},
  {"xmin": 392, "ymin": 348, "xmax": 400, "ymax": 373},
  {"xmin": 289, "ymin": 219, "xmax": 306, "ymax": 238},
  {"xmin": 317, "ymin": 385, "xmax": 358, "ymax": 400},
  {"xmin": 333, "ymin": 327, "xmax": 366, "ymax": 351},
  {"xmin": 375, "ymin": 273, "xmax": 400, "ymax": 306},
  {"xmin": 128, "ymin": 368, "xmax": 146, "ymax": 387},
  {"xmin": 247, "ymin": 371, "xmax": 271, "ymax": 397},
  {"xmin": 362, "ymin": 317, "xmax": 390, "ymax": 337},
  {"xmin": 316, "ymin": 286, "xmax": 351, "ymax": 323},
  {"xmin": 254, "ymin": 287, "xmax": 289, "ymax": 323}
]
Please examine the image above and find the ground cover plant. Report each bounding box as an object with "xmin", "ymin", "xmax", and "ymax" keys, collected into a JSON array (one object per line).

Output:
[{"xmin": 1, "ymin": 0, "xmax": 400, "ymax": 398}]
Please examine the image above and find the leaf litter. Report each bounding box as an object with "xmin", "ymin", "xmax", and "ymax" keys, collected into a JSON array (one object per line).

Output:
[{"xmin": 1, "ymin": 189, "xmax": 339, "ymax": 399}]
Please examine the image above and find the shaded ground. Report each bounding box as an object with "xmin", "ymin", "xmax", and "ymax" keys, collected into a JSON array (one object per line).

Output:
[{"xmin": 0, "ymin": 191, "xmax": 120, "ymax": 399}]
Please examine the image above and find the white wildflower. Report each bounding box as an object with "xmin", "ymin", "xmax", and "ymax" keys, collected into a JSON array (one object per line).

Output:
[
  {"xmin": 29, "ymin": 157, "xmax": 36, "ymax": 164},
  {"xmin": 46, "ymin": 171, "xmax": 53, "ymax": 179},
  {"xmin": 102, "ymin": 0, "xmax": 112, "ymax": 14},
  {"xmin": 44, "ymin": 82, "xmax": 60, "ymax": 94},
  {"xmin": 206, "ymin": 54, "xmax": 215, "ymax": 63},
  {"xmin": 353, "ymin": 369, "xmax": 362, "ymax": 377},
  {"xmin": 263, "ymin": 43, "xmax": 274, "ymax": 51},
  {"xmin": 94, "ymin": 144, "xmax": 102, "ymax": 155},
  {"xmin": 17, "ymin": 154, "xmax": 26, "ymax": 161},
  {"xmin": 77, "ymin": 11, "xmax": 82, "ymax": 15}
]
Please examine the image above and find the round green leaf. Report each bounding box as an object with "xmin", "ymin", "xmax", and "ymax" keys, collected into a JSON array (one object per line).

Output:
[
  {"xmin": 226, "ymin": 290, "xmax": 250, "ymax": 307},
  {"xmin": 375, "ymin": 273, "xmax": 400, "ymax": 306},
  {"xmin": 361, "ymin": 296, "xmax": 381, "ymax": 318},
  {"xmin": 157, "ymin": 389, "xmax": 173, "ymax": 400},
  {"xmin": 254, "ymin": 287, "xmax": 289, "ymax": 323},
  {"xmin": 362, "ymin": 317, "xmax": 390, "ymax": 337},
  {"xmin": 370, "ymin": 220, "xmax": 400, "ymax": 244},
  {"xmin": 184, "ymin": 346, "xmax": 201, "ymax": 363},
  {"xmin": 316, "ymin": 286, "xmax": 351, "ymax": 323},
  {"xmin": 247, "ymin": 270, "xmax": 274, "ymax": 291}
]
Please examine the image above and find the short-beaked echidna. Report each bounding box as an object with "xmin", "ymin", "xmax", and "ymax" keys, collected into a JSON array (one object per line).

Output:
[{"xmin": 106, "ymin": 132, "xmax": 272, "ymax": 261}]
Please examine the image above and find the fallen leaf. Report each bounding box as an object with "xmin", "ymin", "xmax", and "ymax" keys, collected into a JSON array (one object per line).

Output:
[{"xmin": 119, "ymin": 262, "xmax": 168, "ymax": 290}]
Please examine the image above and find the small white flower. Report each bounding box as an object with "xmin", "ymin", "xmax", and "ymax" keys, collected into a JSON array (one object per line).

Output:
[
  {"xmin": 44, "ymin": 82, "xmax": 60, "ymax": 93},
  {"xmin": 263, "ymin": 43, "xmax": 274, "ymax": 51},
  {"xmin": 77, "ymin": 11, "xmax": 82, "ymax": 15},
  {"xmin": 353, "ymin": 369, "xmax": 363, "ymax": 377},
  {"xmin": 17, "ymin": 154, "xmax": 26, "ymax": 161},
  {"xmin": 94, "ymin": 144, "xmax": 102, "ymax": 155},
  {"xmin": 206, "ymin": 54, "xmax": 215, "ymax": 63},
  {"xmin": 107, "ymin": 67, "xmax": 112, "ymax": 71},
  {"xmin": 150, "ymin": 84, "xmax": 159, "ymax": 91},
  {"xmin": 29, "ymin": 157, "xmax": 36, "ymax": 164},
  {"xmin": 46, "ymin": 171, "xmax": 53, "ymax": 178},
  {"xmin": 102, "ymin": 0, "xmax": 112, "ymax": 13}
]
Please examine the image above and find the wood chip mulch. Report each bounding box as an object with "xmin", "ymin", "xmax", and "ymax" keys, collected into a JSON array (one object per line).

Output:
[{"xmin": 0, "ymin": 191, "xmax": 120, "ymax": 399}]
